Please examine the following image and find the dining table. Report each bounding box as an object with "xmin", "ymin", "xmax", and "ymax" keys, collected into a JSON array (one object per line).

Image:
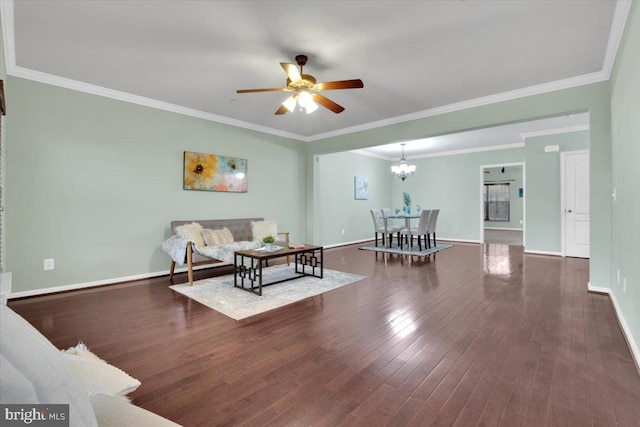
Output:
[{"xmin": 383, "ymin": 214, "xmax": 421, "ymax": 248}]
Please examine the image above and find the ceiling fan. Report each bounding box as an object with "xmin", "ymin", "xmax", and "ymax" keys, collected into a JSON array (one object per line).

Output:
[{"xmin": 236, "ymin": 55, "xmax": 364, "ymax": 115}]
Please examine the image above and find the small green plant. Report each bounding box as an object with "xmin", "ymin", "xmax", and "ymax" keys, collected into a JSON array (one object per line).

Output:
[
  {"xmin": 262, "ymin": 235, "xmax": 275, "ymax": 244},
  {"xmin": 403, "ymin": 192, "xmax": 411, "ymax": 207}
]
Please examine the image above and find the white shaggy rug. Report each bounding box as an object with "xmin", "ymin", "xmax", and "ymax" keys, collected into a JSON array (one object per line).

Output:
[{"xmin": 169, "ymin": 265, "xmax": 366, "ymax": 320}]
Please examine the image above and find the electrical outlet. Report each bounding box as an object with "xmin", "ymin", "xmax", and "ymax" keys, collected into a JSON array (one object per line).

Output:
[
  {"xmin": 617, "ymin": 269, "xmax": 620, "ymax": 284},
  {"xmin": 623, "ymin": 278, "xmax": 627, "ymax": 294},
  {"xmin": 341, "ymin": 229, "xmax": 345, "ymax": 235},
  {"xmin": 44, "ymin": 258, "xmax": 54, "ymax": 271}
]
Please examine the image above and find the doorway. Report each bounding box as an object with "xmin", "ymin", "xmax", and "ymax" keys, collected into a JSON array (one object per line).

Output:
[{"xmin": 480, "ymin": 163, "xmax": 525, "ymax": 246}]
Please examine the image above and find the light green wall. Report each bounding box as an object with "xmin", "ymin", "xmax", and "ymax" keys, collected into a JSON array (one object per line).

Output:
[
  {"xmin": 483, "ymin": 165, "xmax": 524, "ymax": 230},
  {"xmin": 389, "ymin": 148, "xmax": 524, "ymax": 242},
  {"xmin": 307, "ymin": 82, "xmax": 611, "ymax": 288},
  {"xmin": 5, "ymin": 77, "xmax": 305, "ymax": 292},
  {"xmin": 524, "ymin": 131, "xmax": 590, "ymax": 253},
  {"xmin": 610, "ymin": 1, "xmax": 640, "ymax": 360},
  {"xmin": 315, "ymin": 151, "xmax": 391, "ymax": 246},
  {"xmin": 315, "ymin": 149, "xmax": 528, "ymax": 246}
]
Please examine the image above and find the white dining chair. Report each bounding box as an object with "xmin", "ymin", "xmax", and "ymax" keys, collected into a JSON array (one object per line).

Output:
[
  {"xmin": 400, "ymin": 209, "xmax": 431, "ymax": 250},
  {"xmin": 381, "ymin": 208, "xmax": 405, "ymax": 247},
  {"xmin": 370, "ymin": 209, "xmax": 387, "ymax": 247},
  {"xmin": 426, "ymin": 209, "xmax": 440, "ymax": 248}
]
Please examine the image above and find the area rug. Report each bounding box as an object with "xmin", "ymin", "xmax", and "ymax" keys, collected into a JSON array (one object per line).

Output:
[
  {"xmin": 169, "ymin": 265, "xmax": 366, "ymax": 320},
  {"xmin": 359, "ymin": 242, "xmax": 453, "ymax": 257}
]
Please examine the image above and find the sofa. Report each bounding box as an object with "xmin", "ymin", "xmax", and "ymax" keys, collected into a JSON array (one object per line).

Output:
[
  {"xmin": 0, "ymin": 304, "xmax": 180, "ymax": 426},
  {"xmin": 165, "ymin": 218, "xmax": 289, "ymax": 286}
]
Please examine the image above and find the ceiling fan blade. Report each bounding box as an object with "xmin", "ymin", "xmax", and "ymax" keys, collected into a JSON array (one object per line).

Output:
[
  {"xmin": 280, "ymin": 62, "xmax": 302, "ymax": 82},
  {"xmin": 312, "ymin": 93, "xmax": 345, "ymax": 114},
  {"xmin": 275, "ymin": 104, "xmax": 289, "ymax": 115},
  {"xmin": 236, "ymin": 87, "xmax": 288, "ymax": 93},
  {"xmin": 316, "ymin": 79, "xmax": 364, "ymax": 91}
]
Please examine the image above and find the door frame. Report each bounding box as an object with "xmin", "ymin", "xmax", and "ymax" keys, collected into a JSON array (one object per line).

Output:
[
  {"xmin": 479, "ymin": 162, "xmax": 526, "ymax": 245},
  {"xmin": 560, "ymin": 149, "xmax": 589, "ymax": 257}
]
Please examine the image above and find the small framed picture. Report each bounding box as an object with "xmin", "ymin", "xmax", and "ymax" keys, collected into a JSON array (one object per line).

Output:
[
  {"xmin": 519, "ymin": 188, "xmax": 524, "ymax": 197},
  {"xmin": 354, "ymin": 176, "xmax": 368, "ymax": 200}
]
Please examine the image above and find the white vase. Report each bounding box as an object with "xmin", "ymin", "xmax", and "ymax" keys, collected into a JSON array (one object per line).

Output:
[{"xmin": 265, "ymin": 243, "xmax": 273, "ymax": 251}]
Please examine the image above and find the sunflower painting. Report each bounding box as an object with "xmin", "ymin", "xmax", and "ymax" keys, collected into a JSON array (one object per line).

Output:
[{"xmin": 183, "ymin": 151, "xmax": 247, "ymax": 192}]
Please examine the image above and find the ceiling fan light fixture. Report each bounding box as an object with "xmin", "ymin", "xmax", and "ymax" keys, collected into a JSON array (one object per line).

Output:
[
  {"xmin": 282, "ymin": 94, "xmax": 297, "ymax": 112},
  {"xmin": 298, "ymin": 91, "xmax": 318, "ymax": 114},
  {"xmin": 236, "ymin": 55, "xmax": 363, "ymax": 115}
]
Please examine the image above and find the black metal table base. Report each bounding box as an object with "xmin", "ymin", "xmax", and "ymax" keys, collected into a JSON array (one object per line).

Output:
[{"xmin": 234, "ymin": 247, "xmax": 323, "ymax": 296}]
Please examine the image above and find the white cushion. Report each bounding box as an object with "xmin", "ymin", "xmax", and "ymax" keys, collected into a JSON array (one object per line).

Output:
[
  {"xmin": 90, "ymin": 394, "xmax": 182, "ymax": 427},
  {"xmin": 0, "ymin": 305, "xmax": 98, "ymax": 427},
  {"xmin": 175, "ymin": 222, "xmax": 206, "ymax": 249},
  {"xmin": 62, "ymin": 343, "xmax": 141, "ymax": 397},
  {"xmin": 201, "ymin": 227, "xmax": 234, "ymax": 246},
  {"xmin": 251, "ymin": 220, "xmax": 277, "ymax": 243}
]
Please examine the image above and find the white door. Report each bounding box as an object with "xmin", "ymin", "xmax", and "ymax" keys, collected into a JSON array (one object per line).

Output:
[{"xmin": 564, "ymin": 152, "xmax": 590, "ymax": 258}]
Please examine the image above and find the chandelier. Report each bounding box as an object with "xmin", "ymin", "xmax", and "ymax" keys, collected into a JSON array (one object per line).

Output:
[{"xmin": 391, "ymin": 143, "xmax": 416, "ymax": 181}]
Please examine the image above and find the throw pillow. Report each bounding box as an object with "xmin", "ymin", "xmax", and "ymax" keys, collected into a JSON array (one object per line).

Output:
[
  {"xmin": 251, "ymin": 220, "xmax": 277, "ymax": 243},
  {"xmin": 61, "ymin": 343, "xmax": 141, "ymax": 397},
  {"xmin": 175, "ymin": 222, "xmax": 206, "ymax": 248},
  {"xmin": 201, "ymin": 227, "xmax": 235, "ymax": 246}
]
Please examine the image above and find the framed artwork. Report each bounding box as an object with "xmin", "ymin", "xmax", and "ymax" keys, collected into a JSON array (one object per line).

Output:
[
  {"xmin": 183, "ymin": 151, "xmax": 247, "ymax": 193},
  {"xmin": 354, "ymin": 176, "xmax": 368, "ymax": 200}
]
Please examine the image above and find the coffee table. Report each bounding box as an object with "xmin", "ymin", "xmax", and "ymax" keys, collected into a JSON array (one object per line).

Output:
[{"xmin": 234, "ymin": 244, "xmax": 323, "ymax": 296}]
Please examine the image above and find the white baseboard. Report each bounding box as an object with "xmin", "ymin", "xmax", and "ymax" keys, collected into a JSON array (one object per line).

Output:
[
  {"xmin": 587, "ymin": 283, "xmax": 640, "ymax": 374},
  {"xmin": 6, "ymin": 240, "xmax": 371, "ymax": 299},
  {"xmin": 438, "ymin": 237, "xmax": 481, "ymax": 244},
  {"xmin": 6, "ymin": 262, "xmax": 228, "ymax": 300},
  {"xmin": 484, "ymin": 227, "xmax": 524, "ymax": 231},
  {"xmin": 324, "ymin": 238, "xmax": 373, "ymax": 249},
  {"xmin": 1, "ymin": 272, "xmax": 12, "ymax": 305},
  {"xmin": 586, "ymin": 283, "xmax": 610, "ymax": 294},
  {"xmin": 7, "ymin": 240, "xmax": 373, "ymax": 299},
  {"xmin": 524, "ymin": 249, "xmax": 562, "ymax": 256}
]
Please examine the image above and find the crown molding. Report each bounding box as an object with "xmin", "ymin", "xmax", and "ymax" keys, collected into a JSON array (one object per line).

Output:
[
  {"xmin": 349, "ymin": 149, "xmax": 391, "ymax": 161},
  {"xmin": 353, "ymin": 142, "xmax": 524, "ymax": 161},
  {"xmin": 0, "ymin": 0, "xmax": 16, "ymax": 70},
  {"xmin": 7, "ymin": 66, "xmax": 306, "ymax": 141},
  {"xmin": 0, "ymin": 0, "xmax": 631, "ymax": 143},
  {"xmin": 520, "ymin": 124, "xmax": 590, "ymax": 140},
  {"xmin": 413, "ymin": 142, "xmax": 525, "ymax": 159},
  {"xmin": 602, "ymin": 0, "xmax": 633, "ymax": 78},
  {"xmin": 306, "ymin": 72, "xmax": 607, "ymax": 142}
]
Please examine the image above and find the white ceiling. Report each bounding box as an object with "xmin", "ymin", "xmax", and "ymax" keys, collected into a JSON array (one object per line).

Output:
[{"xmin": 0, "ymin": 0, "xmax": 629, "ymax": 149}]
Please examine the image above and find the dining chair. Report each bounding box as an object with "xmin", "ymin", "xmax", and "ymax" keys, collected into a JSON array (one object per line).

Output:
[
  {"xmin": 381, "ymin": 208, "xmax": 405, "ymax": 247},
  {"xmin": 370, "ymin": 209, "xmax": 387, "ymax": 247},
  {"xmin": 400, "ymin": 209, "xmax": 431, "ymax": 250},
  {"xmin": 426, "ymin": 209, "xmax": 440, "ymax": 248}
]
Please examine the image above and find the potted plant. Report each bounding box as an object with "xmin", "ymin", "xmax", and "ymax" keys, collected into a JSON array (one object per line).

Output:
[
  {"xmin": 262, "ymin": 235, "xmax": 275, "ymax": 251},
  {"xmin": 403, "ymin": 192, "xmax": 412, "ymax": 215}
]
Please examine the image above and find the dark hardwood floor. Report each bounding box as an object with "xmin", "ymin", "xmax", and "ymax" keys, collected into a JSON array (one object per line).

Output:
[{"xmin": 8, "ymin": 242, "xmax": 640, "ymax": 426}]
